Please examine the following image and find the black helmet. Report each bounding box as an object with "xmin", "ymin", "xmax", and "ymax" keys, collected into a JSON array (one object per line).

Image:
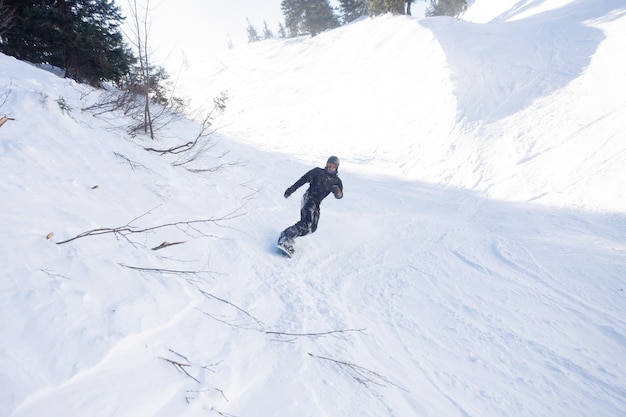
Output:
[{"xmin": 326, "ymin": 155, "xmax": 340, "ymax": 167}]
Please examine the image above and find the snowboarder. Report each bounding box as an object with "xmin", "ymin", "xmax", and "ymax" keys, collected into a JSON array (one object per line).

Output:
[{"xmin": 277, "ymin": 156, "xmax": 344, "ymax": 256}]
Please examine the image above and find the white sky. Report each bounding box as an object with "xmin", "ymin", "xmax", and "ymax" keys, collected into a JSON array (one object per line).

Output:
[
  {"xmin": 122, "ymin": 1, "xmax": 425, "ymax": 74},
  {"xmin": 123, "ymin": 0, "xmax": 339, "ymax": 72}
]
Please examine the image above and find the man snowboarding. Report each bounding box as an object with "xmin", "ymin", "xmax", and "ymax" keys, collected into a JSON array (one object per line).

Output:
[{"xmin": 277, "ymin": 156, "xmax": 343, "ymax": 256}]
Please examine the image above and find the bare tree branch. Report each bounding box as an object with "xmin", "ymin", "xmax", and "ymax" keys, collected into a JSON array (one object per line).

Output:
[
  {"xmin": 210, "ymin": 408, "xmax": 238, "ymax": 417},
  {"xmin": 160, "ymin": 349, "xmax": 227, "ymax": 408},
  {"xmin": 40, "ymin": 269, "xmax": 71, "ymax": 281},
  {"xmin": 266, "ymin": 328, "xmax": 367, "ymax": 338},
  {"xmin": 198, "ymin": 289, "xmax": 266, "ymax": 330},
  {"xmin": 56, "ymin": 207, "xmax": 245, "ymax": 245},
  {"xmin": 113, "ymin": 152, "xmax": 153, "ymax": 172},
  {"xmin": 124, "ymin": 0, "xmax": 154, "ymax": 138},
  {"xmin": 0, "ymin": 115, "xmax": 15, "ymax": 128},
  {"xmin": 158, "ymin": 356, "xmax": 200, "ymax": 383},
  {"xmin": 143, "ymin": 92, "xmax": 230, "ymax": 174},
  {"xmin": 118, "ymin": 263, "xmax": 219, "ymax": 287},
  {"xmin": 308, "ymin": 353, "xmax": 406, "ymax": 391},
  {"xmin": 119, "ymin": 263, "xmax": 202, "ymax": 276},
  {"xmin": 0, "ymin": 82, "xmax": 13, "ymax": 112},
  {"xmin": 151, "ymin": 240, "xmax": 186, "ymax": 250},
  {"xmin": 186, "ymin": 387, "xmax": 229, "ymax": 404}
]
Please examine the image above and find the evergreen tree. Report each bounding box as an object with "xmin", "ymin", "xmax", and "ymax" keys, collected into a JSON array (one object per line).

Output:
[
  {"xmin": 246, "ymin": 18, "xmax": 260, "ymax": 42},
  {"xmin": 367, "ymin": 0, "xmax": 406, "ymax": 16},
  {"xmin": 64, "ymin": 0, "xmax": 131, "ymax": 85},
  {"xmin": 277, "ymin": 22, "xmax": 287, "ymax": 38},
  {"xmin": 281, "ymin": 0, "xmax": 305, "ymax": 37},
  {"xmin": 307, "ymin": 0, "xmax": 339, "ymax": 35},
  {"xmin": 262, "ymin": 20, "xmax": 274, "ymax": 40},
  {"xmin": 281, "ymin": 0, "xmax": 339, "ymax": 37},
  {"xmin": 0, "ymin": 0, "xmax": 131, "ymax": 86},
  {"xmin": 338, "ymin": 0, "xmax": 367, "ymax": 23},
  {"xmin": 0, "ymin": 0, "xmax": 15, "ymax": 40},
  {"xmin": 1, "ymin": 1, "xmax": 60, "ymax": 66},
  {"xmin": 426, "ymin": 0, "xmax": 467, "ymax": 17}
]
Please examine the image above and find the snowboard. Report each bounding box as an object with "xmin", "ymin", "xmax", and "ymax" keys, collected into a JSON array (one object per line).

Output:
[{"xmin": 276, "ymin": 243, "xmax": 294, "ymax": 258}]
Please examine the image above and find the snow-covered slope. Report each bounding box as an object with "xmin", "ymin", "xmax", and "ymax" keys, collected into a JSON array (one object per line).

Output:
[
  {"xmin": 187, "ymin": 0, "xmax": 626, "ymax": 212},
  {"xmin": 1, "ymin": 0, "xmax": 625, "ymax": 416}
]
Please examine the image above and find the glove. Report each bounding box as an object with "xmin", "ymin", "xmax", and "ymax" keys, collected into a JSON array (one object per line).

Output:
[
  {"xmin": 284, "ymin": 187, "xmax": 293, "ymax": 198},
  {"xmin": 332, "ymin": 185, "xmax": 342, "ymax": 198}
]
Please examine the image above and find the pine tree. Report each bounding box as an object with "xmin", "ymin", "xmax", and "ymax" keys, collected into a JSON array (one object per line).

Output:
[
  {"xmin": 278, "ymin": 22, "xmax": 287, "ymax": 38},
  {"xmin": 246, "ymin": 18, "xmax": 260, "ymax": 42},
  {"xmin": 1, "ymin": 1, "xmax": 60, "ymax": 66},
  {"xmin": 306, "ymin": 0, "xmax": 339, "ymax": 35},
  {"xmin": 0, "ymin": 0, "xmax": 131, "ymax": 86},
  {"xmin": 262, "ymin": 20, "xmax": 274, "ymax": 40},
  {"xmin": 281, "ymin": 0, "xmax": 339, "ymax": 37},
  {"xmin": 338, "ymin": 0, "xmax": 367, "ymax": 23},
  {"xmin": 0, "ymin": 0, "xmax": 15, "ymax": 40},
  {"xmin": 64, "ymin": 0, "xmax": 131, "ymax": 85},
  {"xmin": 281, "ymin": 0, "xmax": 306, "ymax": 37},
  {"xmin": 367, "ymin": 0, "xmax": 405, "ymax": 16},
  {"xmin": 426, "ymin": 0, "xmax": 467, "ymax": 17}
]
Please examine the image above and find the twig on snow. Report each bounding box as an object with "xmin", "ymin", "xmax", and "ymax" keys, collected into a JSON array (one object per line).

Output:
[
  {"xmin": 158, "ymin": 355, "xmax": 200, "ymax": 383},
  {"xmin": 308, "ymin": 352, "xmax": 406, "ymax": 391},
  {"xmin": 266, "ymin": 328, "xmax": 366, "ymax": 339},
  {"xmin": 198, "ymin": 289, "xmax": 266, "ymax": 330},
  {"xmin": 56, "ymin": 207, "xmax": 245, "ymax": 245}
]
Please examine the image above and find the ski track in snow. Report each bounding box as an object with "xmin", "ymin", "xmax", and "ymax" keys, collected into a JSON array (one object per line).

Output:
[{"xmin": 230, "ymin": 159, "xmax": 626, "ymax": 416}]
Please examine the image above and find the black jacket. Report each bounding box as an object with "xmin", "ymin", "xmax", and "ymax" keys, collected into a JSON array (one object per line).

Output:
[{"xmin": 289, "ymin": 167, "xmax": 343, "ymax": 204}]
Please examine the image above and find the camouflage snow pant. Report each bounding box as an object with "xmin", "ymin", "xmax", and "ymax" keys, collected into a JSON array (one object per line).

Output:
[{"xmin": 278, "ymin": 196, "xmax": 320, "ymax": 249}]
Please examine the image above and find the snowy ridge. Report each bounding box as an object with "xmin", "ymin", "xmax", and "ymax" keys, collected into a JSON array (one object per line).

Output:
[{"xmin": 1, "ymin": 0, "xmax": 626, "ymax": 416}]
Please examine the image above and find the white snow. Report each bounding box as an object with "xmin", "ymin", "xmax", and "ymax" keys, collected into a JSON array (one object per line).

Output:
[{"xmin": 1, "ymin": 0, "xmax": 625, "ymax": 416}]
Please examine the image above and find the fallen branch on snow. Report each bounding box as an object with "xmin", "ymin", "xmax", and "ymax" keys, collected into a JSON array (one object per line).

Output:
[
  {"xmin": 151, "ymin": 240, "xmax": 186, "ymax": 250},
  {"xmin": 266, "ymin": 328, "xmax": 366, "ymax": 338},
  {"xmin": 158, "ymin": 350, "xmax": 200, "ymax": 383},
  {"xmin": 0, "ymin": 115, "xmax": 16, "ymax": 127},
  {"xmin": 308, "ymin": 352, "xmax": 406, "ymax": 391},
  {"xmin": 56, "ymin": 207, "xmax": 245, "ymax": 245}
]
